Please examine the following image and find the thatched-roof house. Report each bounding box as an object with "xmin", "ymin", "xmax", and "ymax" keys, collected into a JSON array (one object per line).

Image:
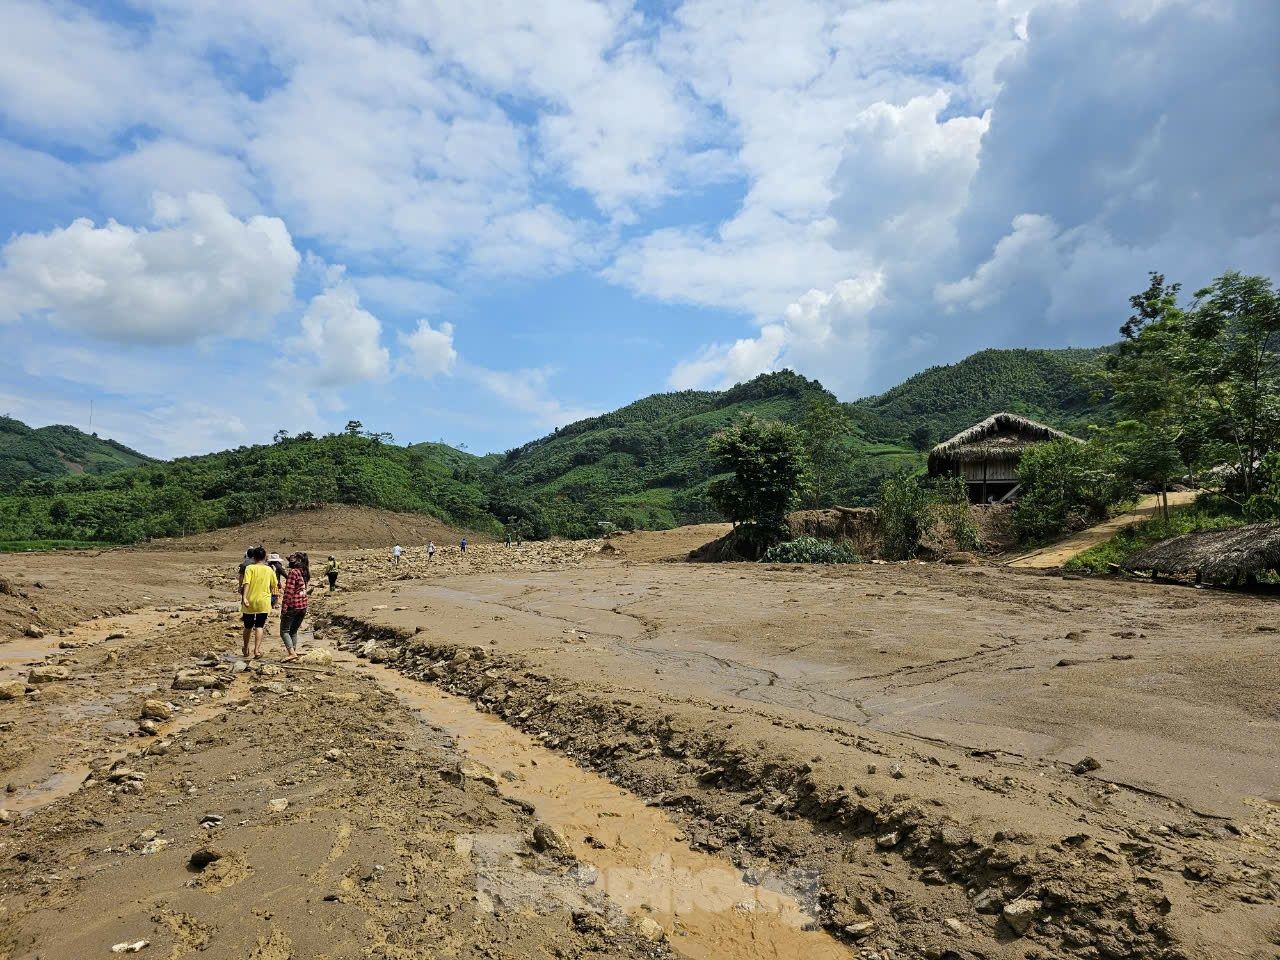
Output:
[
  {"xmin": 928, "ymin": 413, "xmax": 1079, "ymax": 504},
  {"xmin": 1123, "ymin": 522, "xmax": 1280, "ymax": 585}
]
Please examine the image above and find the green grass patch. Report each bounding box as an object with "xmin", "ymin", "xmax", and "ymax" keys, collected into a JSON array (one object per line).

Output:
[{"xmin": 1064, "ymin": 505, "xmax": 1244, "ymax": 575}]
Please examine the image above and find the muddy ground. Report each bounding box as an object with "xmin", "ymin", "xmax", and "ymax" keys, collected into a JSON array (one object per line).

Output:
[{"xmin": 0, "ymin": 517, "xmax": 1276, "ymax": 959}]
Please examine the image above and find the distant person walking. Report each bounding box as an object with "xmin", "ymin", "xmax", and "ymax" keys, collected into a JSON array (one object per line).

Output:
[
  {"xmin": 240, "ymin": 546, "xmax": 278, "ymax": 659},
  {"xmin": 325, "ymin": 555, "xmax": 339, "ymax": 591},
  {"xmin": 460, "ymin": 537, "xmax": 468, "ymax": 555},
  {"xmin": 427, "ymin": 541, "xmax": 436, "ymax": 563},
  {"xmin": 267, "ymin": 553, "xmax": 287, "ymax": 607},
  {"xmin": 392, "ymin": 544, "xmax": 403, "ymax": 568},
  {"xmin": 279, "ymin": 553, "xmax": 308, "ymax": 660}
]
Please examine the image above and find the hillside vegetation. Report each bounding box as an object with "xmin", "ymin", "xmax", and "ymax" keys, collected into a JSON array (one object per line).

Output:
[
  {"xmin": 0, "ymin": 346, "xmax": 1113, "ymax": 546},
  {"xmin": 848, "ymin": 347, "xmax": 1112, "ymax": 449},
  {"xmin": 0, "ymin": 416, "xmax": 153, "ymax": 490}
]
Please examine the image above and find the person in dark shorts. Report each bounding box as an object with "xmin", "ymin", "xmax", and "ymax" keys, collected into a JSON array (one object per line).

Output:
[
  {"xmin": 240, "ymin": 546, "xmax": 278, "ymax": 658},
  {"xmin": 325, "ymin": 555, "xmax": 339, "ymax": 591}
]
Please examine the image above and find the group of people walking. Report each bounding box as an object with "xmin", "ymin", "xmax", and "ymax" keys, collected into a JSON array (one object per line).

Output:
[
  {"xmin": 390, "ymin": 538, "xmax": 466, "ymax": 567},
  {"xmin": 238, "ymin": 547, "xmax": 341, "ymax": 661}
]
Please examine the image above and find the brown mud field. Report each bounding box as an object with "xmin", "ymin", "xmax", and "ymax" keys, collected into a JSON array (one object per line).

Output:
[{"xmin": 0, "ymin": 516, "xmax": 1276, "ymax": 959}]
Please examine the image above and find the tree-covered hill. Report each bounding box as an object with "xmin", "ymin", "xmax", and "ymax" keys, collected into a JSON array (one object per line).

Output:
[
  {"xmin": 0, "ymin": 345, "xmax": 1116, "ymax": 545},
  {"xmin": 847, "ymin": 347, "xmax": 1114, "ymax": 450},
  {"xmin": 492, "ymin": 370, "xmax": 918, "ymax": 535},
  {"xmin": 0, "ymin": 416, "xmax": 153, "ymax": 491},
  {"xmin": 0, "ymin": 429, "xmax": 499, "ymax": 545}
]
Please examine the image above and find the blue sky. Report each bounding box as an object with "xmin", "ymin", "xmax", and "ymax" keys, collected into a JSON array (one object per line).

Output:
[{"xmin": 0, "ymin": 0, "xmax": 1276, "ymax": 457}]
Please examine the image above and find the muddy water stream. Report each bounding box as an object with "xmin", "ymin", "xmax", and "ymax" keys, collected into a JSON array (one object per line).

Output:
[{"xmin": 342, "ymin": 653, "xmax": 852, "ymax": 960}]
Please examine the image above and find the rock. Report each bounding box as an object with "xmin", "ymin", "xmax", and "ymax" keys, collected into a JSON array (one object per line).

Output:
[
  {"xmin": 0, "ymin": 680, "xmax": 26, "ymax": 701},
  {"xmin": 111, "ymin": 941, "xmax": 150, "ymax": 953},
  {"xmin": 108, "ymin": 768, "xmax": 145, "ymax": 783},
  {"xmin": 268, "ymin": 798, "xmax": 289, "ymax": 812},
  {"xmin": 532, "ymin": 823, "xmax": 571, "ymax": 855},
  {"xmin": 943, "ymin": 918, "xmax": 970, "ymax": 935},
  {"xmin": 172, "ymin": 669, "xmax": 224, "ymax": 691},
  {"xmin": 458, "ymin": 761, "xmax": 498, "ymax": 788},
  {"xmin": 632, "ymin": 916, "xmax": 665, "ymax": 941},
  {"xmin": 571, "ymin": 910, "xmax": 608, "ymax": 934},
  {"xmin": 28, "ymin": 665, "xmax": 70, "ymax": 684},
  {"xmin": 875, "ymin": 831, "xmax": 900, "ymax": 849},
  {"xmin": 971, "ymin": 887, "xmax": 1003, "ymax": 914},
  {"xmin": 231, "ymin": 660, "xmax": 248, "ymax": 674},
  {"xmin": 1002, "ymin": 897, "xmax": 1042, "ymax": 936},
  {"xmin": 106, "ymin": 631, "xmax": 128, "ymax": 641},
  {"xmin": 323, "ymin": 692, "xmax": 361, "ymax": 704},
  {"xmin": 942, "ymin": 551, "xmax": 978, "ymax": 565},
  {"xmin": 888, "ymin": 762, "xmax": 905, "ymax": 779},
  {"xmin": 140, "ymin": 699, "xmax": 172, "ymax": 722},
  {"xmin": 188, "ymin": 847, "xmax": 224, "ymax": 870},
  {"xmin": 844, "ymin": 920, "xmax": 875, "ymax": 938},
  {"xmin": 199, "ymin": 814, "xmax": 224, "ymax": 827},
  {"xmin": 138, "ymin": 720, "xmax": 159, "ymax": 736},
  {"xmin": 1072, "ymin": 756, "xmax": 1101, "ymax": 775},
  {"xmin": 0, "ymin": 576, "xmax": 13, "ymax": 595},
  {"xmin": 324, "ymin": 749, "xmax": 344, "ymax": 762},
  {"xmin": 367, "ymin": 645, "xmax": 397, "ymax": 663},
  {"xmin": 23, "ymin": 624, "xmax": 45, "ymax": 639},
  {"xmin": 58, "ymin": 640, "xmax": 79, "ymax": 649},
  {"xmin": 0, "ymin": 808, "xmax": 14, "ymax": 825},
  {"xmin": 297, "ymin": 648, "xmax": 333, "ymax": 666}
]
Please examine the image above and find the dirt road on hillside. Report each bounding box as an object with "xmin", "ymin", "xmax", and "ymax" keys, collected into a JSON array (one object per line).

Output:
[{"xmin": 1, "ymin": 526, "xmax": 1276, "ymax": 960}]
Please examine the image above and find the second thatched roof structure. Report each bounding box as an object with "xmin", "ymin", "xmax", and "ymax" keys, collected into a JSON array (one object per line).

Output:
[
  {"xmin": 1124, "ymin": 522, "xmax": 1280, "ymax": 584},
  {"xmin": 928, "ymin": 412, "xmax": 1079, "ymax": 472}
]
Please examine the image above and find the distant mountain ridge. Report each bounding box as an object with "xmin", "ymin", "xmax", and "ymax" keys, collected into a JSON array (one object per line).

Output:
[
  {"xmin": 0, "ymin": 345, "xmax": 1114, "ymax": 544},
  {"xmin": 0, "ymin": 416, "xmax": 153, "ymax": 491}
]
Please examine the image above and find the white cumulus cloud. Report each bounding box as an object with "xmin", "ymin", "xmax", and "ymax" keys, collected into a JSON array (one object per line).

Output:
[
  {"xmin": 292, "ymin": 284, "xmax": 390, "ymax": 387},
  {"xmin": 399, "ymin": 319, "xmax": 458, "ymax": 379},
  {"xmin": 0, "ymin": 192, "xmax": 299, "ymax": 344}
]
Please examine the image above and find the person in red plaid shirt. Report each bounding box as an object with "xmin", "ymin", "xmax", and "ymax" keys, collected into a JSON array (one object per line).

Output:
[{"xmin": 279, "ymin": 553, "xmax": 309, "ymax": 660}]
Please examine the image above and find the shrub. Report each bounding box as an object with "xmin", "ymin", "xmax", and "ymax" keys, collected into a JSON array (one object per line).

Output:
[
  {"xmin": 763, "ymin": 537, "xmax": 860, "ymax": 564},
  {"xmin": 1013, "ymin": 438, "xmax": 1132, "ymax": 543}
]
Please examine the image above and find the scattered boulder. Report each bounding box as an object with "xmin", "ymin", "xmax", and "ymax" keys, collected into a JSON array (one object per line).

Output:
[
  {"xmin": 0, "ymin": 576, "xmax": 13, "ymax": 595},
  {"xmin": 28, "ymin": 665, "xmax": 70, "ymax": 684},
  {"xmin": 188, "ymin": 847, "xmax": 224, "ymax": 870},
  {"xmin": 1072, "ymin": 756, "xmax": 1101, "ymax": 775},
  {"xmin": 532, "ymin": 823, "xmax": 571, "ymax": 856},
  {"xmin": 844, "ymin": 921, "xmax": 875, "ymax": 939},
  {"xmin": 23, "ymin": 624, "xmax": 45, "ymax": 639},
  {"xmin": 0, "ymin": 680, "xmax": 26, "ymax": 701},
  {"xmin": 140, "ymin": 699, "xmax": 172, "ymax": 722},
  {"xmin": 971, "ymin": 887, "xmax": 1003, "ymax": 914},
  {"xmin": 172, "ymin": 669, "xmax": 224, "ymax": 691},
  {"xmin": 268, "ymin": 798, "xmax": 289, "ymax": 812},
  {"xmin": 138, "ymin": 720, "xmax": 159, "ymax": 736},
  {"xmin": 631, "ymin": 916, "xmax": 665, "ymax": 941},
  {"xmin": 297, "ymin": 648, "xmax": 333, "ymax": 666},
  {"xmin": 1002, "ymin": 897, "xmax": 1042, "ymax": 936}
]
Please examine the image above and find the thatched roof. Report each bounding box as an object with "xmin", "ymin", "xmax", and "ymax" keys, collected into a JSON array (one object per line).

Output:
[
  {"xmin": 1123, "ymin": 522, "xmax": 1280, "ymax": 583},
  {"xmin": 928, "ymin": 413, "xmax": 1079, "ymax": 471}
]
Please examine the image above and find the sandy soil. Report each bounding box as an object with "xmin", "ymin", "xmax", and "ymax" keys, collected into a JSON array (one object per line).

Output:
[{"xmin": 1, "ymin": 513, "xmax": 1276, "ymax": 960}]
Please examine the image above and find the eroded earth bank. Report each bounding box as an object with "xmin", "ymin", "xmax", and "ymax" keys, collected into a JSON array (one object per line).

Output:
[{"xmin": 0, "ymin": 527, "xmax": 1277, "ymax": 959}]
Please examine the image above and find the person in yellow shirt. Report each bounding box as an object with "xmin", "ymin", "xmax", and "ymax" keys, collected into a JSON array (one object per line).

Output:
[{"xmin": 240, "ymin": 546, "xmax": 279, "ymax": 659}]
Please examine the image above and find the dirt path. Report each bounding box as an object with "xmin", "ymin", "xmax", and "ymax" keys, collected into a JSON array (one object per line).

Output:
[{"xmin": 1006, "ymin": 491, "xmax": 1201, "ymax": 568}]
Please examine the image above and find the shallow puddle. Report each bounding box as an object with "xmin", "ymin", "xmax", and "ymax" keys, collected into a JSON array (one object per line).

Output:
[
  {"xmin": 4, "ymin": 687, "xmax": 248, "ymax": 814},
  {"xmin": 344, "ymin": 653, "xmax": 852, "ymax": 960}
]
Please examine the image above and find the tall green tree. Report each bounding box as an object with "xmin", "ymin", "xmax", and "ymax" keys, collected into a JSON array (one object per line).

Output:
[
  {"xmin": 799, "ymin": 397, "xmax": 851, "ymax": 507},
  {"xmin": 707, "ymin": 414, "xmax": 808, "ymax": 543},
  {"xmin": 1184, "ymin": 271, "xmax": 1280, "ymax": 497}
]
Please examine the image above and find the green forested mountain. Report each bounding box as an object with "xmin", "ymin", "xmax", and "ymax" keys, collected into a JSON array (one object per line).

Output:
[
  {"xmin": 493, "ymin": 370, "xmax": 917, "ymax": 535},
  {"xmin": 0, "ymin": 346, "xmax": 1113, "ymax": 545},
  {"xmin": 847, "ymin": 347, "xmax": 1113, "ymax": 449},
  {"xmin": 0, "ymin": 416, "xmax": 153, "ymax": 490}
]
